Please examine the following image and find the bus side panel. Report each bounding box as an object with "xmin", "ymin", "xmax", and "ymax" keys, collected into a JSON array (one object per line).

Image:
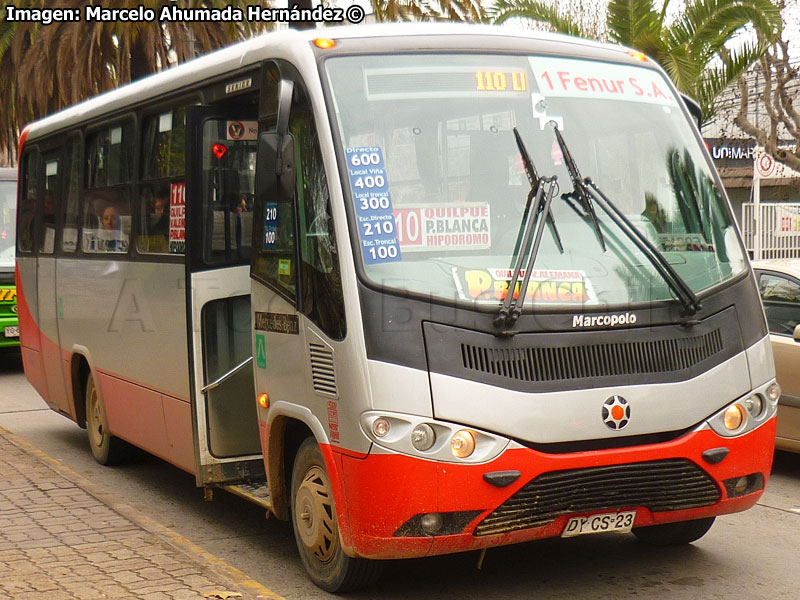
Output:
[
  {"xmin": 16, "ymin": 259, "xmax": 48, "ymax": 400},
  {"xmin": 56, "ymin": 258, "xmax": 190, "ymax": 399},
  {"xmin": 98, "ymin": 371, "xmax": 170, "ymax": 460},
  {"xmin": 162, "ymin": 394, "xmax": 195, "ymax": 473},
  {"xmin": 37, "ymin": 254, "xmax": 69, "ymax": 413},
  {"xmin": 56, "ymin": 258, "xmax": 191, "ymax": 468}
]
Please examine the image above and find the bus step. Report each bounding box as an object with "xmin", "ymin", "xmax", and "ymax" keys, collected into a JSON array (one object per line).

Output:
[{"xmin": 221, "ymin": 481, "xmax": 272, "ymax": 511}]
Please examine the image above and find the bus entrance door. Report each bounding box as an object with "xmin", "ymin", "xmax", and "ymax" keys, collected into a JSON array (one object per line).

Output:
[{"xmin": 185, "ymin": 104, "xmax": 268, "ymax": 505}]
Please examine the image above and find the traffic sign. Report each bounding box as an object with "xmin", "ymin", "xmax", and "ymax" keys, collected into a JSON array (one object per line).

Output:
[{"xmin": 755, "ymin": 149, "xmax": 777, "ymax": 178}]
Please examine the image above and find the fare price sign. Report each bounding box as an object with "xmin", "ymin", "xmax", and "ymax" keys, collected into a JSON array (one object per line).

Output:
[
  {"xmin": 529, "ymin": 57, "xmax": 678, "ymax": 107},
  {"xmin": 346, "ymin": 147, "xmax": 402, "ymax": 265}
]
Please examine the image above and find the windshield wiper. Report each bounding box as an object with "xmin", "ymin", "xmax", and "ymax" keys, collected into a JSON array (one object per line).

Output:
[
  {"xmin": 495, "ymin": 177, "xmax": 561, "ymax": 329},
  {"xmin": 494, "ymin": 130, "xmax": 564, "ymax": 330},
  {"xmin": 554, "ymin": 127, "xmax": 606, "ymax": 252},
  {"xmin": 553, "ymin": 127, "xmax": 701, "ymax": 317},
  {"xmin": 583, "ymin": 179, "xmax": 701, "ymax": 316},
  {"xmin": 510, "ymin": 127, "xmax": 564, "ymax": 260}
]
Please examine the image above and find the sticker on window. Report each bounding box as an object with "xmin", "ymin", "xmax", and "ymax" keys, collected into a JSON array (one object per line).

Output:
[
  {"xmin": 169, "ymin": 182, "xmax": 186, "ymax": 254},
  {"xmin": 453, "ymin": 268, "xmax": 598, "ymax": 304},
  {"xmin": 394, "ymin": 203, "xmax": 490, "ymax": 252},
  {"xmin": 263, "ymin": 202, "xmax": 278, "ymax": 250},
  {"xmin": 346, "ymin": 146, "xmax": 401, "ymax": 265},
  {"xmin": 529, "ymin": 57, "xmax": 678, "ymax": 107},
  {"xmin": 658, "ymin": 233, "xmax": 714, "ymax": 252},
  {"xmin": 226, "ymin": 121, "xmax": 258, "ymax": 141}
]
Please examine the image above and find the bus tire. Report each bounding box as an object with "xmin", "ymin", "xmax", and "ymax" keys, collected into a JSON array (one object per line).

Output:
[
  {"xmin": 632, "ymin": 517, "xmax": 715, "ymax": 546},
  {"xmin": 85, "ymin": 373, "xmax": 127, "ymax": 465},
  {"xmin": 290, "ymin": 437, "xmax": 382, "ymax": 592}
]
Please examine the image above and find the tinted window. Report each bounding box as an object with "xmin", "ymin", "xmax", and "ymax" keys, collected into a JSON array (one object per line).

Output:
[
  {"xmin": 87, "ymin": 122, "xmax": 134, "ymax": 188},
  {"xmin": 40, "ymin": 158, "xmax": 59, "ymax": 254},
  {"xmin": 201, "ymin": 118, "xmax": 256, "ymax": 265},
  {"xmin": 759, "ymin": 271, "xmax": 800, "ymax": 336},
  {"xmin": 17, "ymin": 150, "xmax": 39, "ymax": 254},
  {"xmin": 62, "ymin": 136, "xmax": 81, "ymax": 253}
]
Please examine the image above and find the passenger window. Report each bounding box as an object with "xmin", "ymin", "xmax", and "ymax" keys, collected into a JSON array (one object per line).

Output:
[
  {"xmin": 201, "ymin": 117, "xmax": 256, "ymax": 265},
  {"xmin": 40, "ymin": 158, "xmax": 59, "ymax": 254},
  {"xmin": 17, "ymin": 150, "xmax": 39, "ymax": 254},
  {"xmin": 83, "ymin": 123, "xmax": 133, "ymax": 254},
  {"xmin": 759, "ymin": 272, "xmax": 800, "ymax": 336},
  {"xmin": 62, "ymin": 136, "xmax": 81, "ymax": 253},
  {"xmin": 87, "ymin": 122, "xmax": 134, "ymax": 188},
  {"xmin": 138, "ymin": 108, "xmax": 187, "ymax": 255}
]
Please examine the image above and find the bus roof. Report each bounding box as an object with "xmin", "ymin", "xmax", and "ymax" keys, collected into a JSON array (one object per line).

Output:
[{"xmin": 23, "ymin": 23, "xmax": 634, "ymax": 142}]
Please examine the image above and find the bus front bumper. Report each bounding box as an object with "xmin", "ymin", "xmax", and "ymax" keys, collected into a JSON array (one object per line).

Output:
[{"xmin": 334, "ymin": 418, "xmax": 776, "ymax": 560}]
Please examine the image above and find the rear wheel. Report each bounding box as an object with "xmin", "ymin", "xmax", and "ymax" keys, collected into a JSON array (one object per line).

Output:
[
  {"xmin": 85, "ymin": 373, "xmax": 127, "ymax": 465},
  {"xmin": 290, "ymin": 437, "xmax": 382, "ymax": 592},
  {"xmin": 632, "ymin": 517, "xmax": 715, "ymax": 546}
]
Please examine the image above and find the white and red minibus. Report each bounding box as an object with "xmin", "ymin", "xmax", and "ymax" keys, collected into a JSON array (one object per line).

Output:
[{"xmin": 16, "ymin": 24, "xmax": 779, "ymax": 592}]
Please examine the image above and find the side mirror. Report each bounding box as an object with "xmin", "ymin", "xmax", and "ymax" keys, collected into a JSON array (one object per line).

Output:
[
  {"xmin": 256, "ymin": 132, "xmax": 295, "ymax": 204},
  {"xmin": 794, "ymin": 323, "xmax": 800, "ymax": 342},
  {"xmin": 276, "ymin": 79, "xmax": 294, "ymax": 136},
  {"xmin": 681, "ymin": 93, "xmax": 703, "ymax": 129}
]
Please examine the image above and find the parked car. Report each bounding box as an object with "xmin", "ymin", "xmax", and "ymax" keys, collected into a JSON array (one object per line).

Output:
[{"xmin": 752, "ymin": 259, "xmax": 800, "ymax": 452}]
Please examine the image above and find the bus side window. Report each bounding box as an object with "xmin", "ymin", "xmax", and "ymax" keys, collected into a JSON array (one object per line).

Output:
[
  {"xmin": 40, "ymin": 157, "xmax": 60, "ymax": 255},
  {"xmin": 62, "ymin": 135, "xmax": 82, "ymax": 253},
  {"xmin": 18, "ymin": 149, "xmax": 39, "ymax": 254},
  {"xmin": 252, "ymin": 61, "xmax": 298, "ymax": 302},
  {"xmin": 83, "ymin": 123, "xmax": 134, "ymax": 254},
  {"xmin": 290, "ymin": 89, "xmax": 345, "ymax": 340},
  {"xmin": 138, "ymin": 107, "xmax": 186, "ymax": 255}
]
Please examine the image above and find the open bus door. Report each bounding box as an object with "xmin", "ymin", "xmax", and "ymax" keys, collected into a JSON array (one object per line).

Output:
[{"xmin": 185, "ymin": 103, "xmax": 271, "ymax": 508}]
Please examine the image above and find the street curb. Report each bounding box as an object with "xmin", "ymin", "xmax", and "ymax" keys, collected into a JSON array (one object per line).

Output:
[{"xmin": 0, "ymin": 424, "xmax": 286, "ymax": 600}]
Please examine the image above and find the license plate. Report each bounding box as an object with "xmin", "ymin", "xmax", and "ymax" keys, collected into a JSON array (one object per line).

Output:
[
  {"xmin": 561, "ymin": 511, "xmax": 636, "ymax": 538},
  {"xmin": 4, "ymin": 326, "xmax": 19, "ymax": 338}
]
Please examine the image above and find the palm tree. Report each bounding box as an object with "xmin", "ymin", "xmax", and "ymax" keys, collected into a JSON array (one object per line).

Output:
[
  {"xmin": 0, "ymin": 0, "xmax": 269, "ymax": 159},
  {"xmin": 370, "ymin": 0, "xmax": 486, "ymax": 22},
  {"xmin": 489, "ymin": 0, "xmax": 783, "ymax": 121}
]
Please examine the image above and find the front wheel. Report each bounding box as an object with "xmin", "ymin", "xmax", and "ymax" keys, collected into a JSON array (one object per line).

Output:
[
  {"xmin": 85, "ymin": 373, "xmax": 127, "ymax": 465},
  {"xmin": 632, "ymin": 517, "xmax": 715, "ymax": 546},
  {"xmin": 290, "ymin": 437, "xmax": 382, "ymax": 592}
]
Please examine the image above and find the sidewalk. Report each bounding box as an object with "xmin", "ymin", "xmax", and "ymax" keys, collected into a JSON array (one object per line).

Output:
[{"xmin": 0, "ymin": 426, "xmax": 280, "ymax": 600}]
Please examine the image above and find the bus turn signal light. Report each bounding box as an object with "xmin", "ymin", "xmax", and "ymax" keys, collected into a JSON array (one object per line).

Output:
[
  {"xmin": 723, "ymin": 404, "xmax": 745, "ymax": 431},
  {"xmin": 313, "ymin": 38, "xmax": 336, "ymax": 49},
  {"xmin": 451, "ymin": 430, "xmax": 476, "ymax": 458},
  {"xmin": 628, "ymin": 50, "xmax": 648, "ymax": 62},
  {"xmin": 258, "ymin": 393, "xmax": 269, "ymax": 409}
]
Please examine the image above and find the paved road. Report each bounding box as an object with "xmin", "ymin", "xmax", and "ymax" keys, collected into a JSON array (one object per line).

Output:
[{"xmin": 1, "ymin": 355, "xmax": 799, "ymax": 599}]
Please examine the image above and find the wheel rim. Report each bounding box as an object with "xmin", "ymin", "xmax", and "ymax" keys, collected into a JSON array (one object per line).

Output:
[
  {"xmin": 294, "ymin": 465, "xmax": 338, "ymax": 563},
  {"xmin": 87, "ymin": 385, "xmax": 105, "ymax": 449}
]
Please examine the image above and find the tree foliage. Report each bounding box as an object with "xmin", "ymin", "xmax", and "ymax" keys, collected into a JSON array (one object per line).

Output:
[
  {"xmin": 489, "ymin": 0, "xmax": 783, "ymax": 122},
  {"xmin": 0, "ymin": 0, "xmax": 269, "ymax": 159}
]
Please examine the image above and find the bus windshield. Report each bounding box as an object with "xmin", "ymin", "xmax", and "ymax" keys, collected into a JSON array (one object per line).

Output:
[
  {"xmin": 0, "ymin": 179, "xmax": 16, "ymax": 271},
  {"xmin": 325, "ymin": 53, "xmax": 747, "ymax": 309}
]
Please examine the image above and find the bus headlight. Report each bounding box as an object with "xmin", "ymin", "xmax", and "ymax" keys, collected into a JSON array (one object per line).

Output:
[
  {"xmin": 361, "ymin": 412, "xmax": 509, "ymax": 463},
  {"xmin": 706, "ymin": 380, "xmax": 779, "ymax": 438},
  {"xmin": 450, "ymin": 430, "xmax": 476, "ymax": 458},
  {"xmin": 723, "ymin": 405, "xmax": 745, "ymax": 431},
  {"xmin": 744, "ymin": 395, "xmax": 763, "ymax": 419},
  {"xmin": 411, "ymin": 423, "xmax": 435, "ymax": 451}
]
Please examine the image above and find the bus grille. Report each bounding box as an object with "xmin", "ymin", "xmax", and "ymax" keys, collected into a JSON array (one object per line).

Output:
[
  {"xmin": 461, "ymin": 329, "xmax": 723, "ymax": 383},
  {"xmin": 473, "ymin": 459, "xmax": 720, "ymax": 536}
]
